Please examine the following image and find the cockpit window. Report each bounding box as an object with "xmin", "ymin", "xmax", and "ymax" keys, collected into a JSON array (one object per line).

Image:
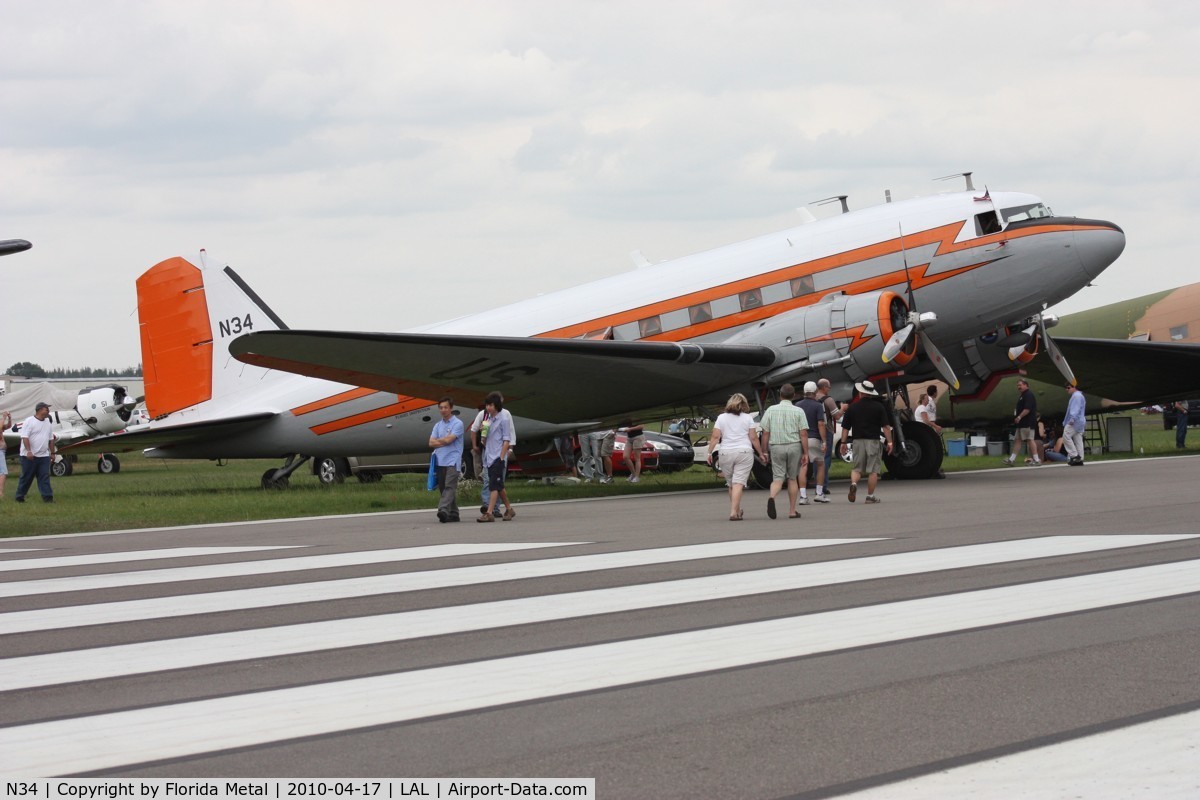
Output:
[{"xmin": 1002, "ymin": 203, "xmax": 1054, "ymax": 223}]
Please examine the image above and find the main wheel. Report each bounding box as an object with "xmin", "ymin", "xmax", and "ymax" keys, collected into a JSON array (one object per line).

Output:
[
  {"xmin": 261, "ymin": 468, "xmax": 289, "ymax": 490},
  {"xmin": 51, "ymin": 457, "xmax": 74, "ymax": 478},
  {"xmin": 356, "ymin": 470, "xmax": 383, "ymax": 484},
  {"xmin": 315, "ymin": 457, "xmax": 348, "ymax": 485},
  {"xmin": 883, "ymin": 421, "xmax": 944, "ymax": 479},
  {"xmin": 749, "ymin": 458, "xmax": 773, "ymax": 490},
  {"xmin": 97, "ymin": 454, "xmax": 121, "ymax": 474}
]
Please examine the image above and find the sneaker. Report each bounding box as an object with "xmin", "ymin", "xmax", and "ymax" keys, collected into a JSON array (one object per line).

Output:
[
  {"xmin": 767, "ymin": 497, "xmax": 777, "ymax": 519},
  {"xmin": 865, "ymin": 495, "xmax": 880, "ymax": 504},
  {"xmin": 477, "ymin": 513, "xmax": 495, "ymax": 523},
  {"xmin": 814, "ymin": 494, "xmax": 830, "ymax": 504},
  {"xmin": 797, "ymin": 497, "xmax": 809, "ymax": 505},
  {"xmin": 630, "ymin": 476, "xmax": 639, "ymax": 484},
  {"xmin": 848, "ymin": 484, "xmax": 857, "ymax": 503},
  {"xmin": 480, "ymin": 504, "xmax": 489, "ymax": 515},
  {"xmin": 599, "ymin": 476, "xmax": 612, "ymax": 484},
  {"xmin": 502, "ymin": 506, "xmax": 516, "ymax": 521},
  {"xmin": 437, "ymin": 510, "xmax": 448, "ymax": 523},
  {"xmin": 1002, "ymin": 458, "xmax": 1015, "ymax": 466}
]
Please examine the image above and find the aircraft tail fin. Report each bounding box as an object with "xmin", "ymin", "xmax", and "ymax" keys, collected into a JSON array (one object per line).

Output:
[{"xmin": 137, "ymin": 252, "xmax": 290, "ymax": 419}]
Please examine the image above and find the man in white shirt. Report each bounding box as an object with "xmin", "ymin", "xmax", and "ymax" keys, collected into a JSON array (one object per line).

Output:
[{"xmin": 16, "ymin": 402, "xmax": 57, "ymax": 503}]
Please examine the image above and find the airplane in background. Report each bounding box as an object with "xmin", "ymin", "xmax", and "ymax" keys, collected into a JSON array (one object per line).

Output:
[
  {"xmin": 69, "ymin": 177, "xmax": 1126, "ymax": 487},
  {"xmin": 3, "ymin": 384, "xmax": 138, "ymax": 475},
  {"xmin": 0, "ymin": 239, "xmax": 32, "ymax": 257},
  {"xmin": 943, "ymin": 281, "xmax": 1200, "ymax": 432}
]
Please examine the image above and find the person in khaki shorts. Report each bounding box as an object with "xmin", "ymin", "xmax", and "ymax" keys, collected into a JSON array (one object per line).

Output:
[
  {"xmin": 838, "ymin": 381, "xmax": 893, "ymax": 504},
  {"xmin": 759, "ymin": 383, "xmax": 809, "ymax": 520}
]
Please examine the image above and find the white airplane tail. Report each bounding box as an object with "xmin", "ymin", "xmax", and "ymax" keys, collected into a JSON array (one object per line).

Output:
[{"xmin": 137, "ymin": 251, "xmax": 291, "ymax": 419}]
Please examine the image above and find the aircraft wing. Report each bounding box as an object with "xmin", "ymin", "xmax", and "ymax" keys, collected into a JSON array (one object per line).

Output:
[
  {"xmin": 1025, "ymin": 337, "xmax": 1200, "ymax": 403},
  {"xmin": 59, "ymin": 412, "xmax": 277, "ymax": 455},
  {"xmin": 230, "ymin": 331, "xmax": 778, "ymax": 423}
]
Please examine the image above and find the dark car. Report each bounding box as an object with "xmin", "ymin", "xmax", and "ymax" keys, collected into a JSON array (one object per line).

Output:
[
  {"xmin": 1162, "ymin": 399, "xmax": 1200, "ymax": 430},
  {"xmin": 642, "ymin": 431, "xmax": 694, "ymax": 472}
]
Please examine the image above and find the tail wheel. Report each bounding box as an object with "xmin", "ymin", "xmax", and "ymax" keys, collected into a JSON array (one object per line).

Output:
[
  {"xmin": 261, "ymin": 469, "xmax": 289, "ymax": 490},
  {"xmin": 883, "ymin": 421, "xmax": 944, "ymax": 479}
]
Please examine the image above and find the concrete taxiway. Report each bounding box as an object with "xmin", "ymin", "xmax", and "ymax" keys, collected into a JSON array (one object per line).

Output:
[{"xmin": 1, "ymin": 456, "xmax": 1198, "ymax": 798}]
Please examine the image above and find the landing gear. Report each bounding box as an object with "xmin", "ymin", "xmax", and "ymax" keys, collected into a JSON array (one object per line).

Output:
[
  {"xmin": 884, "ymin": 420, "xmax": 944, "ymax": 480},
  {"xmin": 260, "ymin": 454, "xmax": 311, "ymax": 490},
  {"xmin": 749, "ymin": 458, "xmax": 773, "ymax": 490},
  {"xmin": 51, "ymin": 455, "xmax": 74, "ymax": 477},
  {"xmin": 97, "ymin": 454, "xmax": 121, "ymax": 474}
]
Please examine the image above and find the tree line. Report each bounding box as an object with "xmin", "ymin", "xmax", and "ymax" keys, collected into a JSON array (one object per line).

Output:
[{"xmin": 5, "ymin": 362, "xmax": 143, "ymax": 379}]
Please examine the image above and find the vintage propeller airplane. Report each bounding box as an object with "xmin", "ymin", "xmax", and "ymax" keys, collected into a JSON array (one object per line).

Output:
[
  {"xmin": 71, "ymin": 176, "xmax": 1125, "ymax": 486},
  {"xmin": 4, "ymin": 384, "xmax": 138, "ymax": 475}
]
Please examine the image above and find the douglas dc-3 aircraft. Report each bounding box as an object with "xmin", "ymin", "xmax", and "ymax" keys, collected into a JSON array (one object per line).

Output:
[{"xmin": 72, "ymin": 179, "xmax": 1125, "ymax": 487}]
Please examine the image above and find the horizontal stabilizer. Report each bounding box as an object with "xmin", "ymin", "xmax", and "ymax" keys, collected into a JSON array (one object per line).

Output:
[
  {"xmin": 60, "ymin": 412, "xmax": 277, "ymax": 456},
  {"xmin": 230, "ymin": 331, "xmax": 777, "ymax": 422}
]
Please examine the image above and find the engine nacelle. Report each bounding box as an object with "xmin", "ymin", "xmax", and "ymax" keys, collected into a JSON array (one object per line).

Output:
[
  {"xmin": 75, "ymin": 384, "xmax": 133, "ymax": 434},
  {"xmin": 736, "ymin": 290, "xmax": 915, "ymax": 385}
]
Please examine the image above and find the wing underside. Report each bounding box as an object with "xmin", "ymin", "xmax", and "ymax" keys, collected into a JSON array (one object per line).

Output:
[
  {"xmin": 60, "ymin": 412, "xmax": 277, "ymax": 455},
  {"xmin": 1026, "ymin": 337, "xmax": 1200, "ymax": 403},
  {"xmin": 230, "ymin": 331, "xmax": 778, "ymax": 423}
]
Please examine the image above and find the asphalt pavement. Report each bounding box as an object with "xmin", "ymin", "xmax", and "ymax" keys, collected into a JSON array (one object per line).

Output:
[{"xmin": 1, "ymin": 456, "xmax": 1199, "ymax": 798}]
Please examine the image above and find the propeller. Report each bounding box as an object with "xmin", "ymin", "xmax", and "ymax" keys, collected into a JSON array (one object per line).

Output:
[
  {"xmin": 1006, "ymin": 312, "xmax": 1076, "ymax": 386},
  {"xmin": 881, "ymin": 225, "xmax": 961, "ymax": 390}
]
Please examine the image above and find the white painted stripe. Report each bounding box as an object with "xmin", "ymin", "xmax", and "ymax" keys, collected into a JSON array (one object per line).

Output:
[
  {"xmin": 0, "ymin": 539, "xmax": 862, "ymax": 634},
  {"xmin": 1, "ymin": 535, "xmax": 1188, "ymax": 691},
  {"xmin": 836, "ymin": 708, "xmax": 1200, "ymax": 799},
  {"xmin": 2, "ymin": 559, "xmax": 1197, "ymax": 776},
  {"xmin": 0, "ymin": 546, "xmax": 303, "ymax": 573},
  {"xmin": 0, "ymin": 542, "xmax": 588, "ymax": 597},
  {"xmin": 0, "ymin": 548, "xmax": 44, "ymax": 555}
]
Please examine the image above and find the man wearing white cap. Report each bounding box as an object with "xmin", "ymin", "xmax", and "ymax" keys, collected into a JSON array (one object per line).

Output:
[
  {"xmin": 838, "ymin": 381, "xmax": 893, "ymax": 504},
  {"xmin": 797, "ymin": 381, "xmax": 829, "ymax": 503}
]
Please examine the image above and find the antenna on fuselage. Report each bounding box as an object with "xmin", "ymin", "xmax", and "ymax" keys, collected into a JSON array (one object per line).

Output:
[
  {"xmin": 935, "ymin": 172, "xmax": 975, "ymax": 192},
  {"xmin": 812, "ymin": 195, "xmax": 849, "ymax": 214}
]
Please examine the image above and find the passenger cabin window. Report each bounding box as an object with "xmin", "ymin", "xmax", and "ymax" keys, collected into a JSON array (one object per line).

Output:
[
  {"xmin": 638, "ymin": 316, "xmax": 663, "ymax": 337},
  {"xmin": 580, "ymin": 327, "xmax": 613, "ymax": 340},
  {"xmin": 689, "ymin": 302, "xmax": 713, "ymax": 324},
  {"xmin": 790, "ymin": 275, "xmax": 815, "ymax": 297},
  {"xmin": 738, "ymin": 288, "xmax": 763, "ymax": 311}
]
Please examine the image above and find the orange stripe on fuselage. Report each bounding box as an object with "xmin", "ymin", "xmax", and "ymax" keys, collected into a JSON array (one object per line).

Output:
[
  {"xmin": 291, "ymin": 387, "xmax": 379, "ymax": 416},
  {"xmin": 309, "ymin": 397, "xmax": 431, "ymax": 436},
  {"xmin": 536, "ymin": 221, "xmax": 1098, "ymax": 342}
]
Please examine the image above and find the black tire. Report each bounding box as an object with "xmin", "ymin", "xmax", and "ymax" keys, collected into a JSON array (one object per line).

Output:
[
  {"xmin": 51, "ymin": 457, "xmax": 74, "ymax": 478},
  {"xmin": 883, "ymin": 421, "xmax": 944, "ymax": 479},
  {"xmin": 356, "ymin": 470, "xmax": 383, "ymax": 484},
  {"xmin": 315, "ymin": 457, "xmax": 348, "ymax": 485},
  {"xmin": 749, "ymin": 458, "xmax": 773, "ymax": 490},
  {"xmin": 97, "ymin": 454, "xmax": 121, "ymax": 474},
  {"xmin": 261, "ymin": 468, "xmax": 289, "ymax": 490}
]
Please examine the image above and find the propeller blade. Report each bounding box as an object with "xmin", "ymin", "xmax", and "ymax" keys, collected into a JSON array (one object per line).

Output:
[
  {"xmin": 1007, "ymin": 324, "xmax": 1038, "ymax": 362},
  {"xmin": 1038, "ymin": 315, "xmax": 1077, "ymax": 386},
  {"xmin": 882, "ymin": 323, "xmax": 915, "ymax": 363},
  {"xmin": 920, "ymin": 333, "xmax": 960, "ymax": 391}
]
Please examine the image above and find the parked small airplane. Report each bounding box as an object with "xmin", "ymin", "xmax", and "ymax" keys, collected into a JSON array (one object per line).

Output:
[
  {"xmin": 3, "ymin": 384, "xmax": 137, "ymax": 475},
  {"xmin": 945, "ymin": 281, "xmax": 1200, "ymax": 431},
  {"xmin": 70, "ymin": 177, "xmax": 1126, "ymax": 485}
]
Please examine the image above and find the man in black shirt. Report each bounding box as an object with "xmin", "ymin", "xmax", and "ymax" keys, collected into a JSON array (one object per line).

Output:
[
  {"xmin": 838, "ymin": 380, "xmax": 894, "ymax": 503},
  {"xmin": 1004, "ymin": 379, "xmax": 1040, "ymax": 466}
]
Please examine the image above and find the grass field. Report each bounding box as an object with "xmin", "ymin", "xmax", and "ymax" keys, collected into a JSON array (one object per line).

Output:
[{"xmin": 1, "ymin": 412, "xmax": 1192, "ymax": 538}]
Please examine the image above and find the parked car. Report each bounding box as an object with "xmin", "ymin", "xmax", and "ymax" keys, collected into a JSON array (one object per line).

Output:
[
  {"xmin": 1162, "ymin": 399, "xmax": 1200, "ymax": 430},
  {"xmin": 611, "ymin": 432, "xmax": 661, "ymax": 473},
  {"xmin": 642, "ymin": 431, "xmax": 694, "ymax": 472}
]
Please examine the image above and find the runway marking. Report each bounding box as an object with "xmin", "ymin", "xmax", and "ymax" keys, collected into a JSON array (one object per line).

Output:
[
  {"xmin": 0, "ymin": 539, "xmax": 864, "ymax": 634},
  {"xmin": 0, "ymin": 546, "xmax": 304, "ymax": 573},
  {"xmin": 0, "ymin": 549, "xmax": 44, "ymax": 556},
  {"xmin": 2, "ymin": 558, "xmax": 1197, "ymax": 776},
  {"xmin": 0, "ymin": 542, "xmax": 589, "ymax": 597},
  {"xmin": 0, "ymin": 535, "xmax": 1189, "ymax": 691},
  {"xmin": 835, "ymin": 708, "xmax": 1200, "ymax": 798}
]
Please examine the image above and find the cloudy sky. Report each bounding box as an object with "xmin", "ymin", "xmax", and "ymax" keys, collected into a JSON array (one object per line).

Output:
[{"xmin": 3, "ymin": 1, "xmax": 1196, "ymax": 369}]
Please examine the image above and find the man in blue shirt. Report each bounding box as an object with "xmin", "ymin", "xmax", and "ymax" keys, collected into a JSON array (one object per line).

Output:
[
  {"xmin": 1062, "ymin": 383, "xmax": 1087, "ymax": 466},
  {"xmin": 479, "ymin": 392, "xmax": 516, "ymax": 523},
  {"xmin": 429, "ymin": 396, "xmax": 465, "ymax": 522}
]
